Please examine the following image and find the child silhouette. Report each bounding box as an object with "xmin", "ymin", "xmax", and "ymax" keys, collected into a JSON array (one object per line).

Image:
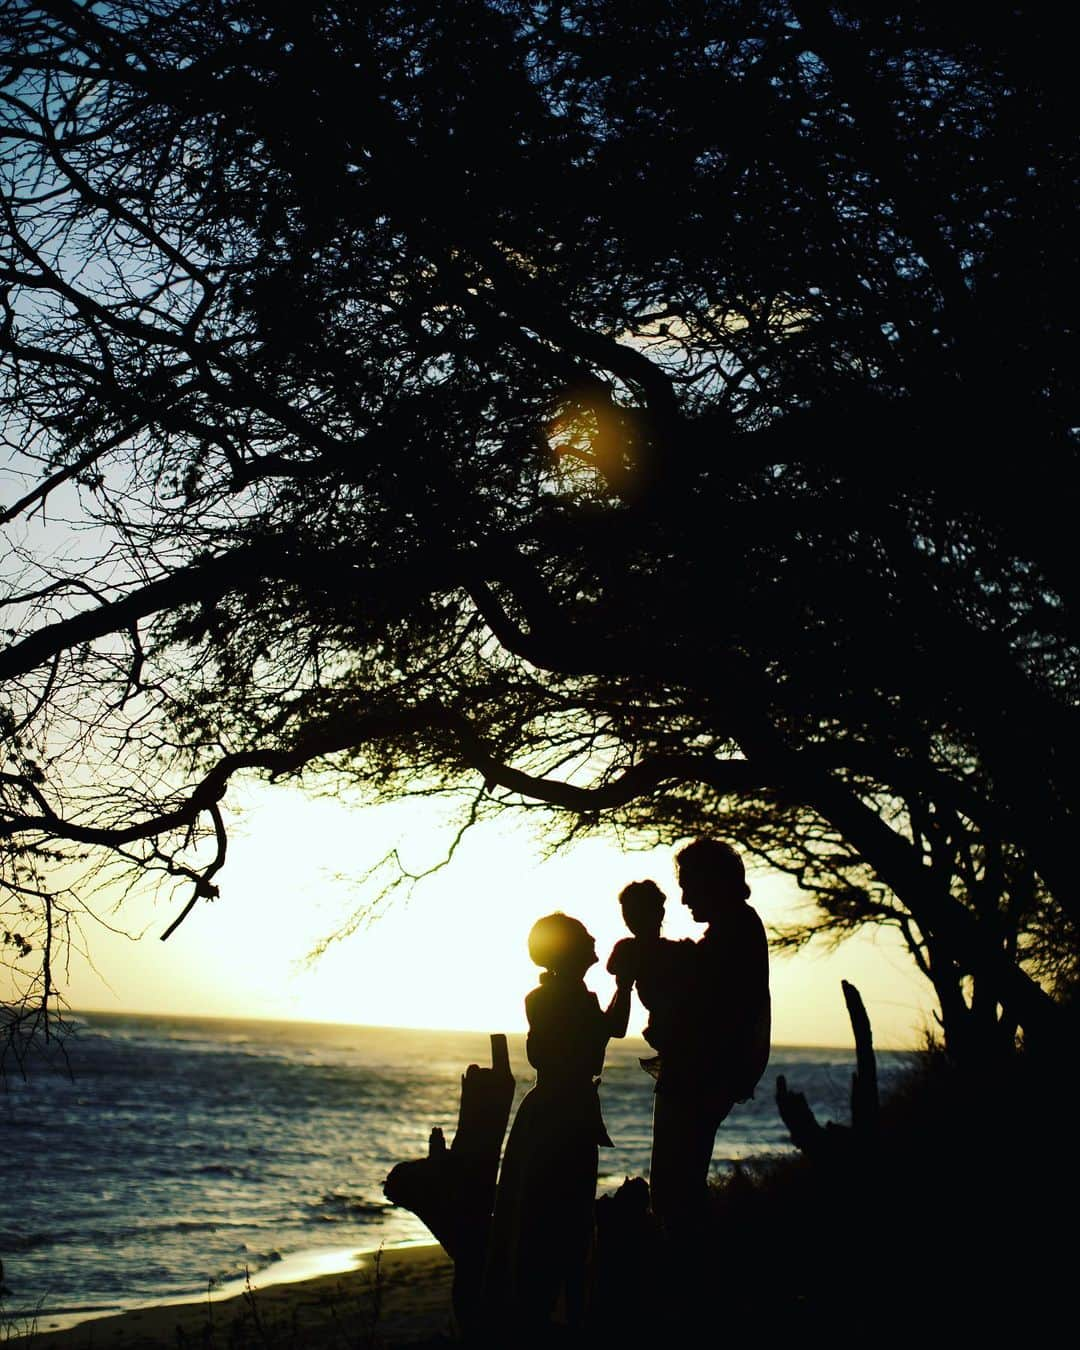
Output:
[{"xmin": 608, "ymin": 880, "xmax": 693, "ymax": 1078}]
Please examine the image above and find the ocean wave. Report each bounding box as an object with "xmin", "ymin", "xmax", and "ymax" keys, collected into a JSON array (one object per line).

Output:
[
  {"xmin": 163, "ymin": 1219, "xmax": 255, "ymax": 1235},
  {"xmin": 1, "ymin": 1228, "xmax": 59, "ymax": 1252},
  {"xmin": 5, "ymin": 1217, "xmax": 264, "ymax": 1254},
  {"xmin": 210, "ymin": 1249, "xmax": 282, "ymax": 1284},
  {"xmin": 189, "ymin": 1162, "xmax": 252, "ymax": 1178},
  {"xmin": 241, "ymin": 1245, "xmax": 283, "ymax": 1265},
  {"xmin": 308, "ymin": 1191, "xmax": 391, "ymax": 1223}
]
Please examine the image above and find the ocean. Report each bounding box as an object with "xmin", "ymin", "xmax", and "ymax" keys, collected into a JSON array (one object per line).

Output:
[{"xmin": 0, "ymin": 1012, "xmax": 911, "ymax": 1333}]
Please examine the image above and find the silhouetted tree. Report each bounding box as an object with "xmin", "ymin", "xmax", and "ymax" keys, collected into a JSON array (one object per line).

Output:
[{"xmin": 1, "ymin": 1, "xmax": 1076, "ymax": 1061}]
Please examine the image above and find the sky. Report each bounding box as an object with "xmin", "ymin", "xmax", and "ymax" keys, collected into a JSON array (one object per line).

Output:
[{"xmin": 53, "ymin": 778, "xmax": 940, "ymax": 1049}]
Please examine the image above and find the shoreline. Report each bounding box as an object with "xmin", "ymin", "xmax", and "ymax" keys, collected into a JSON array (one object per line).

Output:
[
  {"xmin": 9, "ymin": 1244, "xmax": 379, "ymax": 1335},
  {"xmin": 3, "ymin": 1242, "xmax": 455, "ymax": 1349}
]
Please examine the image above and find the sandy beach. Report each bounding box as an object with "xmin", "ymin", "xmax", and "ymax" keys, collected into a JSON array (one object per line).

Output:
[{"xmin": 4, "ymin": 1245, "xmax": 455, "ymax": 1349}]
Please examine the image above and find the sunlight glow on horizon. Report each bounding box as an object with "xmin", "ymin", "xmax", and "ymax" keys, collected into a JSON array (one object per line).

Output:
[{"xmin": 37, "ymin": 782, "xmax": 939, "ymax": 1050}]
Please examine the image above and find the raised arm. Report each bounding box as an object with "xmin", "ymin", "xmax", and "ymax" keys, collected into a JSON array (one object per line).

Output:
[{"xmin": 603, "ymin": 968, "xmax": 633, "ymax": 1039}]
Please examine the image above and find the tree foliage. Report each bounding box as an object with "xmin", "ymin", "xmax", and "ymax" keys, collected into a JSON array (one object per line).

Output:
[{"xmin": 1, "ymin": 0, "xmax": 1076, "ymax": 1062}]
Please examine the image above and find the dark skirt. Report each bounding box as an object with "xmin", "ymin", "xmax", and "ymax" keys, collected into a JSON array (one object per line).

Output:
[{"xmin": 484, "ymin": 1078, "xmax": 608, "ymax": 1328}]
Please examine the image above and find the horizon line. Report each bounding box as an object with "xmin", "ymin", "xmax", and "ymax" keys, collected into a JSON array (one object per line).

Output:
[{"xmin": 62, "ymin": 1004, "xmax": 922, "ymax": 1053}]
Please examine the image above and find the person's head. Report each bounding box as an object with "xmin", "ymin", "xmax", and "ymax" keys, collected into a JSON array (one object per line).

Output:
[
  {"xmin": 674, "ymin": 837, "xmax": 749, "ymax": 923},
  {"xmin": 618, "ymin": 880, "xmax": 666, "ymax": 939},
  {"xmin": 528, "ymin": 912, "xmax": 597, "ymax": 977}
]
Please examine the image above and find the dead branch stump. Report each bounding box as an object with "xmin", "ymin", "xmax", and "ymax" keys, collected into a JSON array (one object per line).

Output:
[
  {"xmin": 776, "ymin": 980, "xmax": 880, "ymax": 1161},
  {"xmin": 383, "ymin": 1032, "xmax": 515, "ymax": 1331}
]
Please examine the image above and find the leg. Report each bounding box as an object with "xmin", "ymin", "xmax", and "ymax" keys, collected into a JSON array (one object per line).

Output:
[
  {"xmin": 513, "ymin": 1132, "xmax": 597, "ymax": 1332},
  {"xmin": 560, "ymin": 1141, "xmax": 599, "ymax": 1331},
  {"xmin": 649, "ymin": 1091, "xmax": 733, "ymax": 1236}
]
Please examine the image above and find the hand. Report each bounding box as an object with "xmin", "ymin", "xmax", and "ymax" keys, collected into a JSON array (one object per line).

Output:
[{"xmin": 606, "ymin": 937, "xmax": 638, "ymax": 984}]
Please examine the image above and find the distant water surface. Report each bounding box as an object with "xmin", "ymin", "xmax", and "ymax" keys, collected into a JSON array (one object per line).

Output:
[{"xmin": 0, "ymin": 1012, "xmax": 910, "ymax": 1331}]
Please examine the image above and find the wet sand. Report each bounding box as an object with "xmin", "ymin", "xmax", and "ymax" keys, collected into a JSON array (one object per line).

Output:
[{"xmin": 4, "ymin": 1244, "xmax": 454, "ymax": 1348}]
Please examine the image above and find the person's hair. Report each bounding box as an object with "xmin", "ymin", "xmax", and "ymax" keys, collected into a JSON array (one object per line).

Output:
[
  {"xmin": 618, "ymin": 879, "xmax": 666, "ymax": 925},
  {"xmin": 528, "ymin": 912, "xmax": 593, "ymax": 970},
  {"xmin": 674, "ymin": 837, "xmax": 750, "ymax": 899}
]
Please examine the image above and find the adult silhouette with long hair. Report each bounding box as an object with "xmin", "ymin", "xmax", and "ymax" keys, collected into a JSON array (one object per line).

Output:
[
  {"xmin": 620, "ymin": 840, "xmax": 771, "ymax": 1235},
  {"xmin": 485, "ymin": 912, "xmax": 631, "ymax": 1336}
]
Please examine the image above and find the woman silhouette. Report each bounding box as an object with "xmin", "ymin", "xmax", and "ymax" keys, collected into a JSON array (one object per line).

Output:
[{"xmin": 485, "ymin": 912, "xmax": 631, "ymax": 1333}]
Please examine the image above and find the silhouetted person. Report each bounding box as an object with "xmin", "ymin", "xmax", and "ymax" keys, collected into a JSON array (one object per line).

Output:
[
  {"xmin": 607, "ymin": 880, "xmax": 693, "ymax": 1079},
  {"xmin": 485, "ymin": 913, "xmax": 631, "ymax": 1338},
  {"xmin": 639, "ymin": 839, "xmax": 771, "ymax": 1234}
]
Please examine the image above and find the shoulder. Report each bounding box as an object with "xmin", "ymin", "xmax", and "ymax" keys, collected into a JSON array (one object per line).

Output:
[
  {"xmin": 527, "ymin": 977, "xmax": 593, "ymax": 1012},
  {"xmin": 742, "ymin": 902, "xmax": 769, "ymax": 946},
  {"xmin": 723, "ymin": 903, "xmax": 768, "ymax": 942},
  {"xmin": 663, "ymin": 938, "xmax": 697, "ymax": 965},
  {"xmin": 656, "ymin": 937, "xmax": 695, "ymax": 957}
]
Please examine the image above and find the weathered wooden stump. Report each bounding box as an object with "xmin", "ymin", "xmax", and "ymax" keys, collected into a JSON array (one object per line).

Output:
[
  {"xmin": 843, "ymin": 978, "xmax": 879, "ymax": 1143},
  {"xmin": 592, "ymin": 1176, "xmax": 660, "ymax": 1335},
  {"xmin": 384, "ymin": 1032, "xmax": 515, "ymax": 1331},
  {"xmin": 776, "ymin": 979, "xmax": 880, "ymax": 1160}
]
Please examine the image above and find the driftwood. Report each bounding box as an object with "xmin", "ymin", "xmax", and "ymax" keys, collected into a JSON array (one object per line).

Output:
[
  {"xmin": 383, "ymin": 1032, "xmax": 515, "ymax": 1329},
  {"xmin": 776, "ymin": 979, "xmax": 880, "ymax": 1161}
]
